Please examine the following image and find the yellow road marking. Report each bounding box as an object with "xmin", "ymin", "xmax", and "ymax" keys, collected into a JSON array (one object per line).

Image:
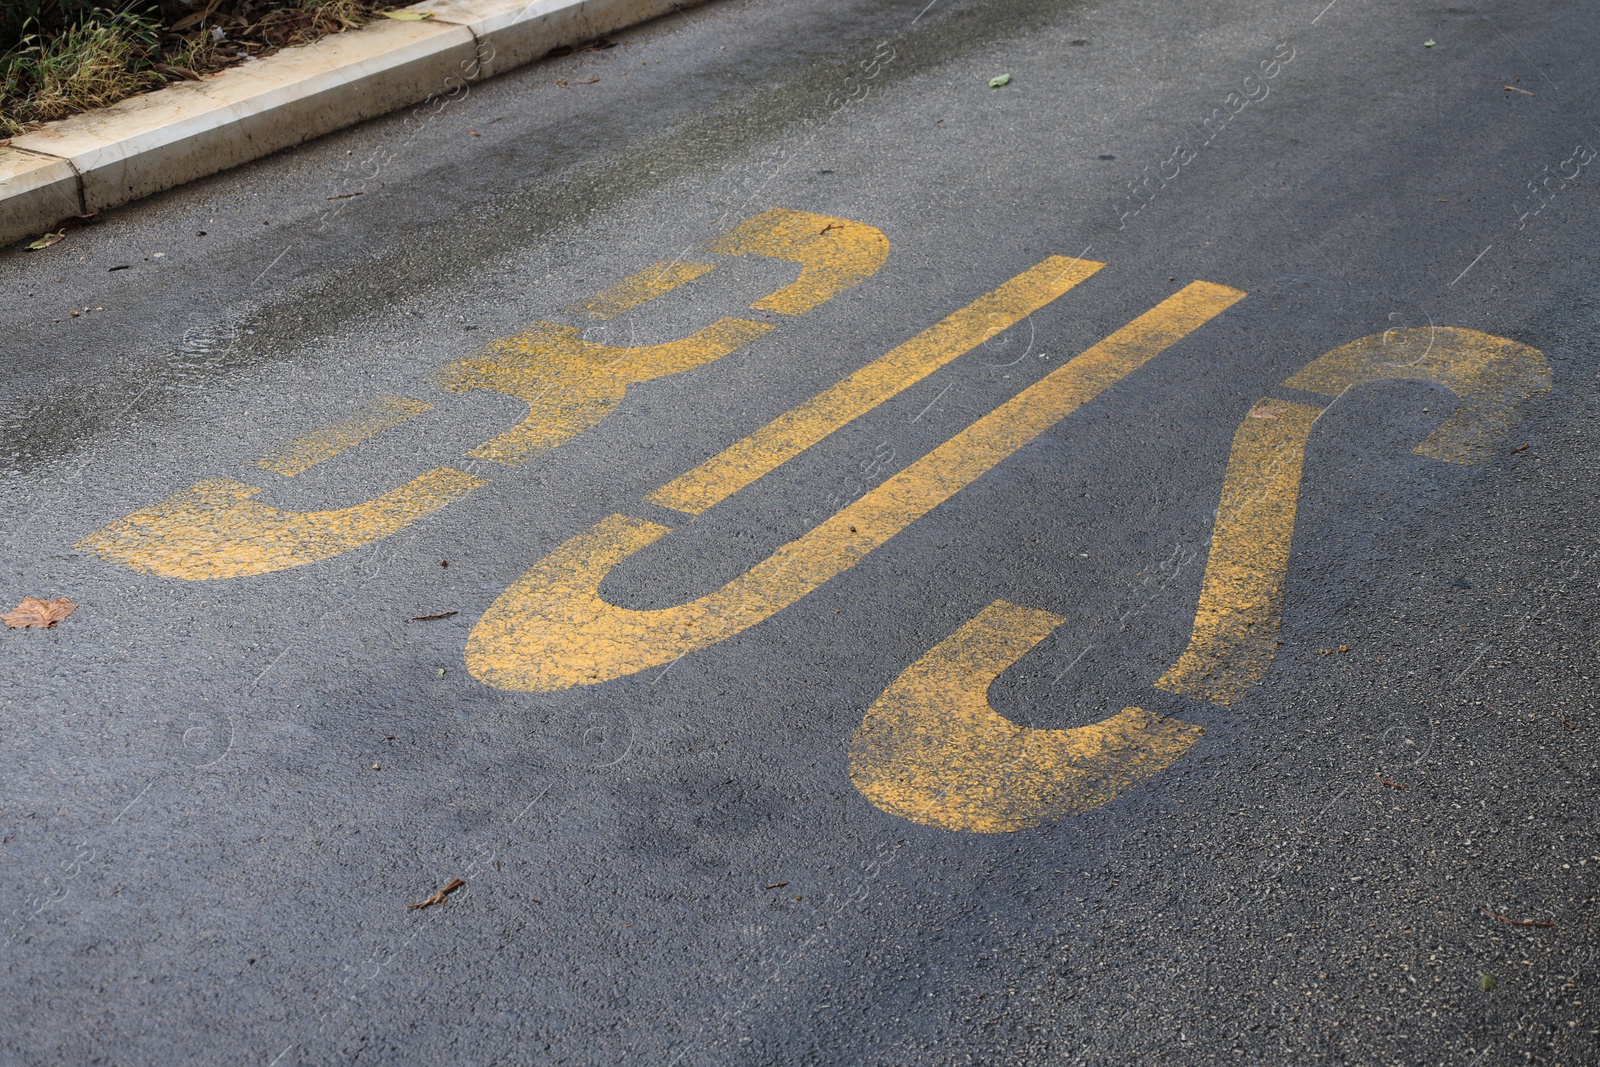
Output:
[
  {"xmin": 566, "ymin": 260, "xmax": 717, "ymax": 320},
  {"xmin": 1154, "ymin": 399, "xmax": 1322, "ymax": 705},
  {"xmin": 1284, "ymin": 327, "xmax": 1552, "ymax": 463},
  {"xmin": 1158, "ymin": 327, "xmax": 1551, "ymax": 705},
  {"xmin": 705, "ymin": 208, "xmax": 889, "ymax": 315},
  {"xmin": 253, "ymin": 395, "xmax": 433, "ymax": 477},
  {"xmin": 647, "ymin": 256, "xmax": 1107, "ymax": 515},
  {"xmin": 466, "ymin": 280, "xmax": 1246, "ymax": 691},
  {"xmin": 82, "ymin": 207, "xmax": 887, "ymax": 582},
  {"xmin": 849, "ymin": 601, "xmax": 1203, "ymax": 832},
  {"xmin": 75, "ymin": 469, "xmax": 486, "ymax": 580},
  {"xmin": 436, "ymin": 317, "xmax": 773, "ymax": 466}
]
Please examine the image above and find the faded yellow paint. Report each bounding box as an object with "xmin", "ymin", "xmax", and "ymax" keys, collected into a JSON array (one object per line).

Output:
[
  {"xmin": 647, "ymin": 255, "xmax": 1107, "ymax": 515},
  {"xmin": 849, "ymin": 601, "xmax": 1203, "ymax": 832},
  {"xmin": 437, "ymin": 317, "xmax": 773, "ymax": 466},
  {"xmin": 466, "ymin": 280, "xmax": 1246, "ymax": 691},
  {"xmin": 75, "ymin": 468, "xmax": 486, "ymax": 580},
  {"xmin": 81, "ymin": 207, "xmax": 890, "ymax": 582},
  {"xmin": 567, "ymin": 260, "xmax": 717, "ymax": 320},
  {"xmin": 1283, "ymin": 327, "xmax": 1552, "ymax": 463},
  {"xmin": 253, "ymin": 395, "xmax": 433, "ymax": 477},
  {"xmin": 705, "ymin": 208, "xmax": 889, "ymax": 315},
  {"xmin": 1158, "ymin": 327, "xmax": 1550, "ymax": 706},
  {"xmin": 1155, "ymin": 399, "xmax": 1323, "ymax": 705}
]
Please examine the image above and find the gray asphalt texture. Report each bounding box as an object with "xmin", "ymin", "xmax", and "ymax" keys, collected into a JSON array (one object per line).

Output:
[{"xmin": 3, "ymin": 0, "xmax": 1598, "ymax": 1063}]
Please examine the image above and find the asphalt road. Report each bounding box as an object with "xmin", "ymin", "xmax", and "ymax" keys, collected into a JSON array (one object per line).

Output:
[{"xmin": 3, "ymin": 0, "xmax": 1598, "ymax": 1063}]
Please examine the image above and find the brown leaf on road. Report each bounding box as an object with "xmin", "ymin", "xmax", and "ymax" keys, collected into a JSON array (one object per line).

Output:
[{"xmin": 3, "ymin": 597, "xmax": 77, "ymax": 629}]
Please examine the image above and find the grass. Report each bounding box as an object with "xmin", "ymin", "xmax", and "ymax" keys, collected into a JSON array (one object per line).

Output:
[
  {"xmin": 1, "ymin": 2, "xmax": 382, "ymax": 137},
  {"xmin": 2, "ymin": 13, "xmax": 165, "ymax": 134}
]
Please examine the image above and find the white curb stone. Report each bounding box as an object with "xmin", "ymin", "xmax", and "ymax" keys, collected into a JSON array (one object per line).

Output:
[
  {"xmin": 0, "ymin": 0, "xmax": 685, "ymax": 248},
  {"xmin": 0, "ymin": 149, "xmax": 85, "ymax": 243},
  {"xmin": 420, "ymin": 0, "xmax": 684, "ymax": 76}
]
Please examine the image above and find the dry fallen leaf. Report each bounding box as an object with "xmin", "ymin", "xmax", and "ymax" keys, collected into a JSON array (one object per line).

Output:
[
  {"xmin": 3, "ymin": 597, "xmax": 77, "ymax": 629},
  {"xmin": 26, "ymin": 231, "xmax": 65, "ymax": 251}
]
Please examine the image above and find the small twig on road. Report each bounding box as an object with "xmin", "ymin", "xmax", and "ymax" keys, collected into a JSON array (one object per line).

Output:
[
  {"xmin": 409, "ymin": 610, "xmax": 459, "ymax": 622},
  {"xmin": 409, "ymin": 878, "xmax": 466, "ymax": 910},
  {"xmin": 1376, "ymin": 776, "xmax": 1410, "ymax": 791},
  {"xmin": 1482, "ymin": 908, "xmax": 1554, "ymax": 928}
]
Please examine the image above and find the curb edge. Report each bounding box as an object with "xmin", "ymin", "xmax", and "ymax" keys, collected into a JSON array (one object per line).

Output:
[{"xmin": 0, "ymin": 0, "xmax": 685, "ymax": 248}]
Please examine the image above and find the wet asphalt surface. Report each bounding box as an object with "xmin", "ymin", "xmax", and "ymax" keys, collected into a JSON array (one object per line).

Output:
[{"xmin": 2, "ymin": 0, "xmax": 1599, "ymax": 1063}]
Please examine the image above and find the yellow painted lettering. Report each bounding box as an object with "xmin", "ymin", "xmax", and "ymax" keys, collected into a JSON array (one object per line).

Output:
[
  {"xmin": 1283, "ymin": 327, "xmax": 1551, "ymax": 463},
  {"xmin": 706, "ymin": 208, "xmax": 889, "ymax": 315},
  {"xmin": 849, "ymin": 600, "xmax": 1203, "ymax": 832},
  {"xmin": 566, "ymin": 260, "xmax": 717, "ymax": 320},
  {"xmin": 648, "ymin": 256, "xmax": 1107, "ymax": 515},
  {"xmin": 1158, "ymin": 327, "xmax": 1550, "ymax": 705},
  {"xmin": 437, "ymin": 318, "xmax": 773, "ymax": 466},
  {"xmin": 466, "ymin": 280, "xmax": 1246, "ymax": 691},
  {"xmin": 75, "ymin": 469, "xmax": 486, "ymax": 580},
  {"xmin": 1154, "ymin": 399, "xmax": 1322, "ymax": 704},
  {"xmin": 253, "ymin": 395, "xmax": 432, "ymax": 477}
]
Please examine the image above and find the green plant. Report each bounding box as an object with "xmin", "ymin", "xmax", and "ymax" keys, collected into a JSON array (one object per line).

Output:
[
  {"xmin": 0, "ymin": 2, "xmax": 379, "ymax": 136},
  {"xmin": 1, "ymin": 9, "xmax": 164, "ymax": 134},
  {"xmin": 3, "ymin": 3, "xmax": 160, "ymax": 54}
]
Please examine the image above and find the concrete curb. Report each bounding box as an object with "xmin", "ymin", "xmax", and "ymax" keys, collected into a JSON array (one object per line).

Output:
[{"xmin": 0, "ymin": 0, "xmax": 683, "ymax": 248}]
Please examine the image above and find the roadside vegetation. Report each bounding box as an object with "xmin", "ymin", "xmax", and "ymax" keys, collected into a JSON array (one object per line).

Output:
[{"xmin": 1, "ymin": 1, "xmax": 384, "ymax": 135}]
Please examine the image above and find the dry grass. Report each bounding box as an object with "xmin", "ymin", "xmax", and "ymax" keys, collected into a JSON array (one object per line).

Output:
[
  {"xmin": 2, "ymin": 14, "xmax": 161, "ymax": 133},
  {"xmin": 175, "ymin": 0, "xmax": 371, "ymax": 48},
  {"xmin": 265, "ymin": 0, "xmax": 371, "ymax": 44},
  {"xmin": 0, "ymin": 2, "xmax": 381, "ymax": 136}
]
